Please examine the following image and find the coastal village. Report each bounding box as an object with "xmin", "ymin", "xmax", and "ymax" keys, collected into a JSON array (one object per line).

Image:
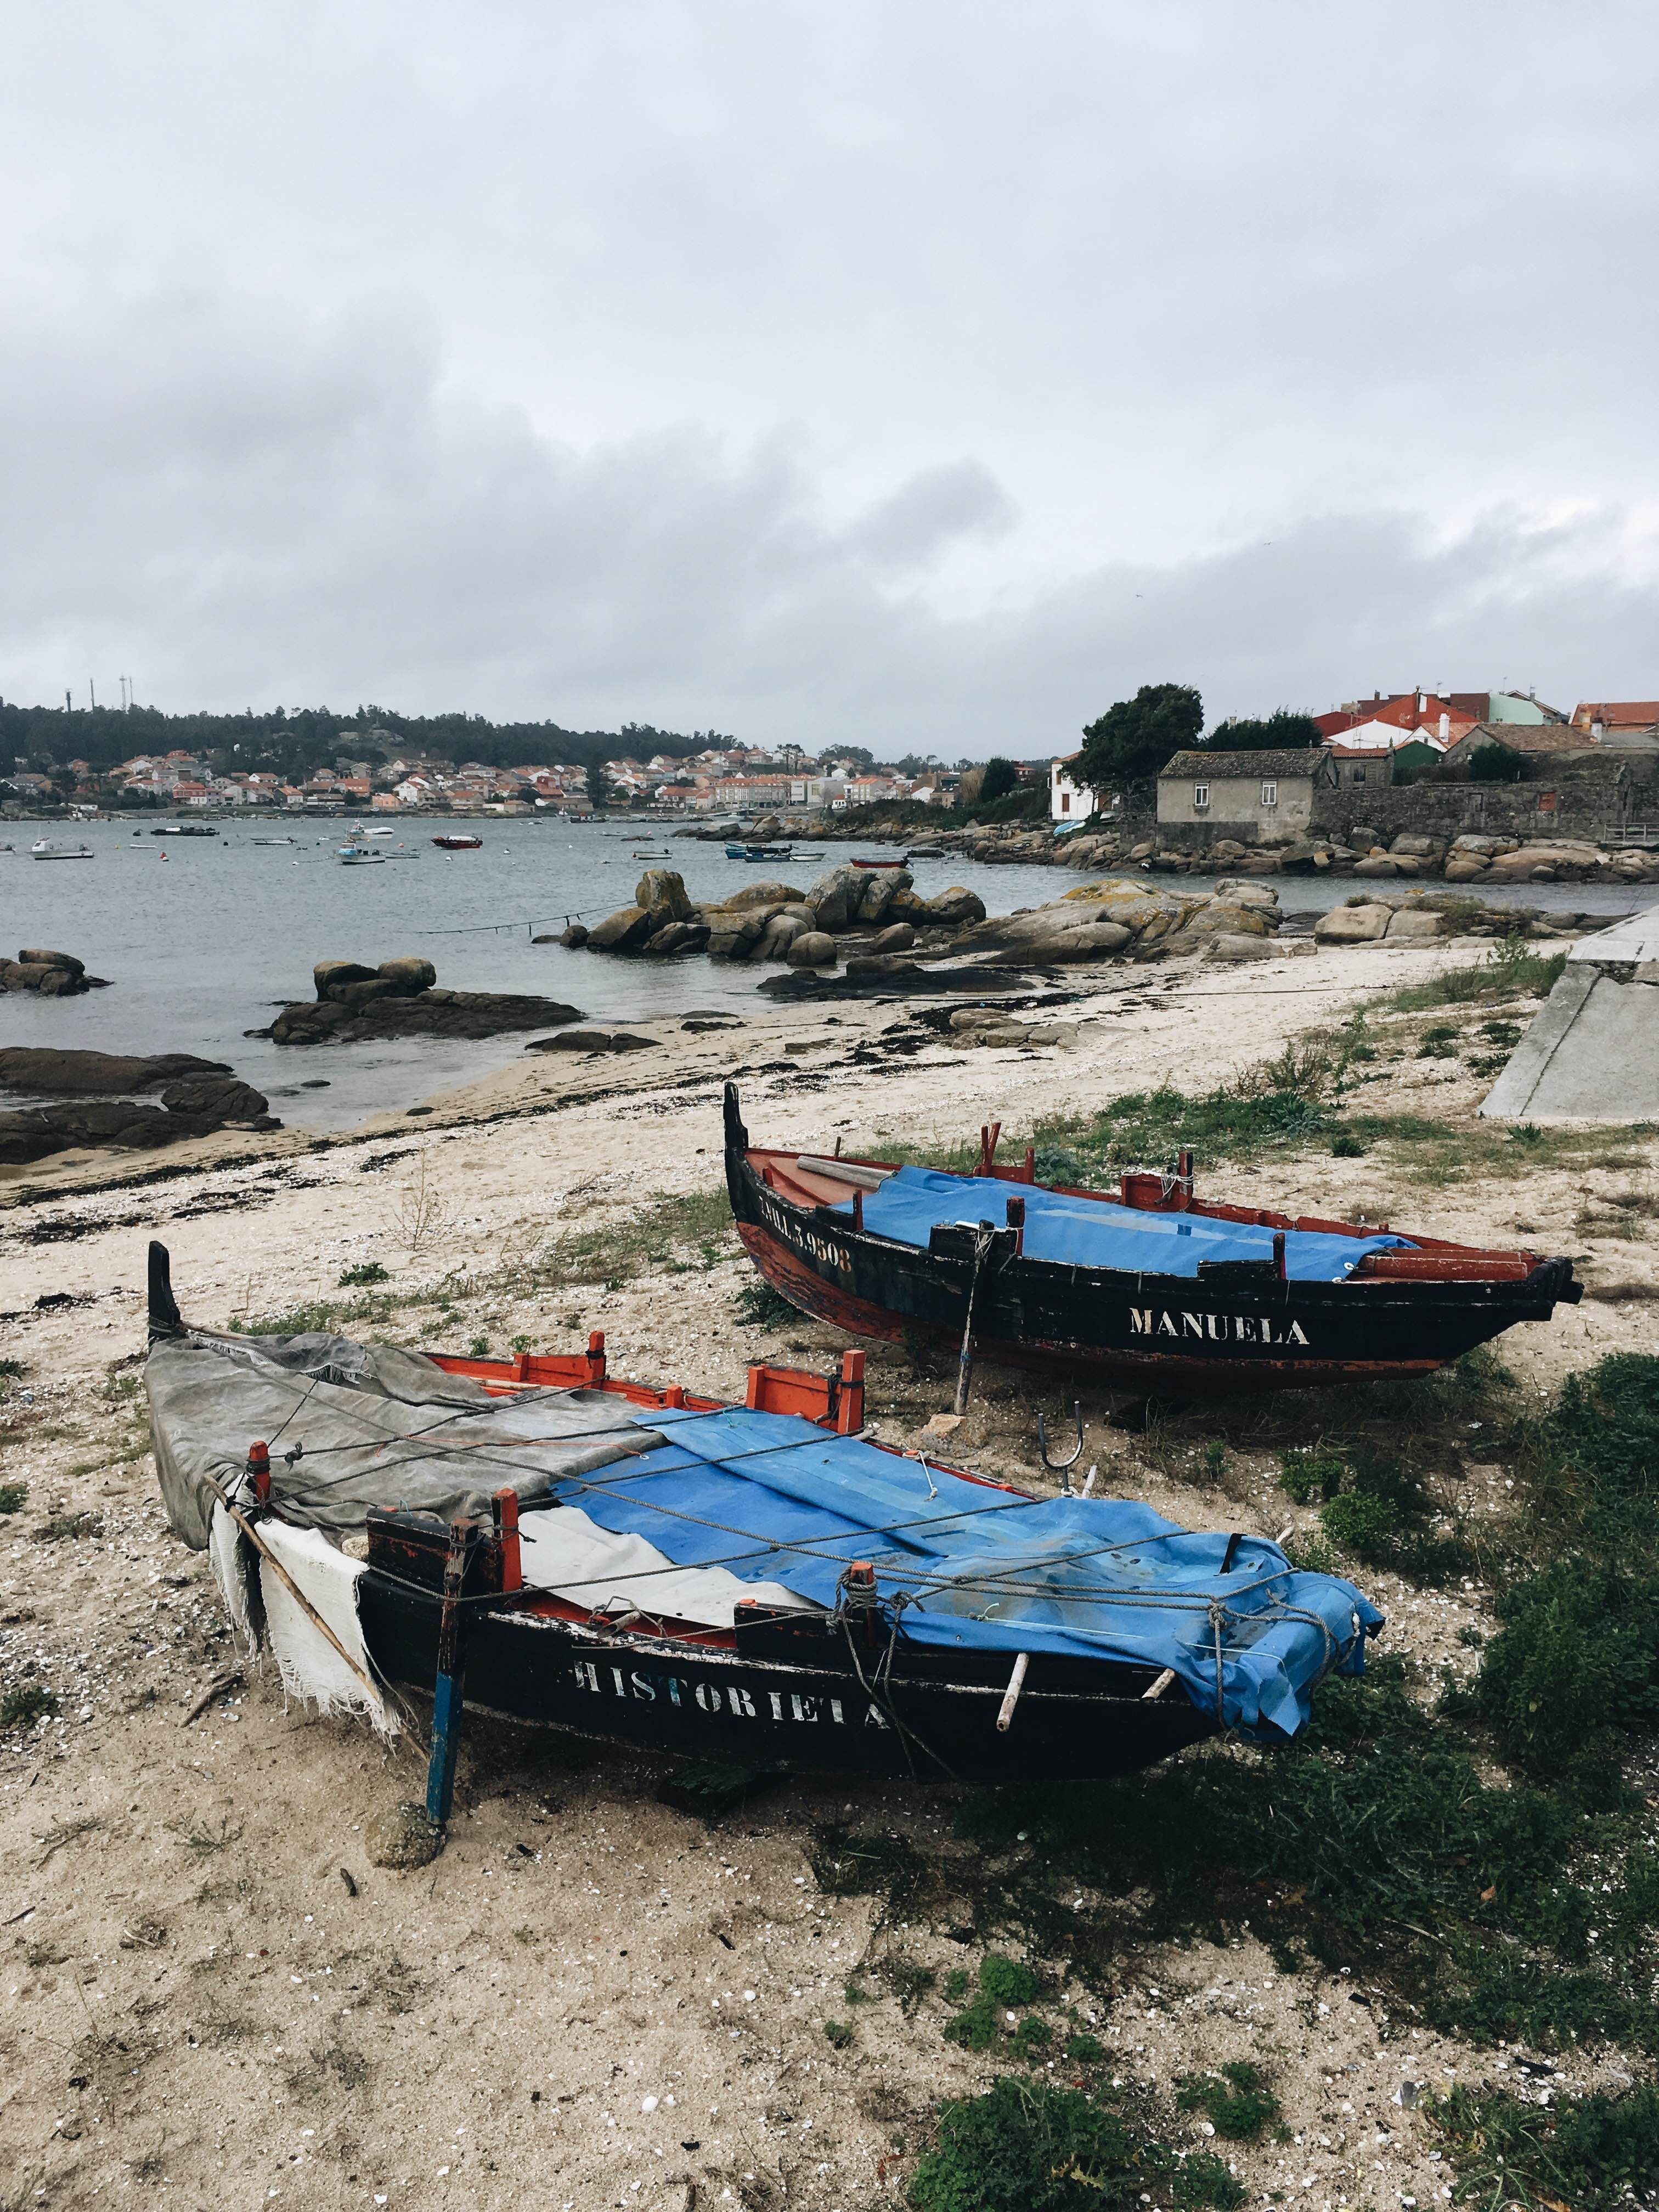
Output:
[
  {"xmin": 5, "ymin": 685, "xmax": 1658, "ymax": 840},
  {"xmin": 3, "ymin": 667, "xmax": 1659, "ymax": 2211},
  {"xmin": 10, "ymin": 8, "xmax": 1659, "ymax": 2206}
]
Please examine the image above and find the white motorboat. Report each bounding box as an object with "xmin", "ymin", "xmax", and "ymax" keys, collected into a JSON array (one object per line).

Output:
[{"xmin": 31, "ymin": 838, "xmax": 94, "ymax": 861}]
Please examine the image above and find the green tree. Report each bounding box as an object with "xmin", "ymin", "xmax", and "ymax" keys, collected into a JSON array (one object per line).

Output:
[
  {"xmin": 1200, "ymin": 708, "xmax": 1323, "ymax": 752},
  {"xmin": 1076, "ymin": 682, "xmax": 1203, "ymax": 787},
  {"xmin": 585, "ymin": 761, "xmax": 610, "ymax": 811},
  {"xmin": 979, "ymin": 757, "xmax": 1020, "ymax": 803},
  {"xmin": 1467, "ymin": 741, "xmax": 1523, "ymax": 783}
]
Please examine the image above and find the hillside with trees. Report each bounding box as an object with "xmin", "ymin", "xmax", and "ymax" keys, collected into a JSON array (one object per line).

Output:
[{"xmin": 0, "ymin": 699, "xmax": 729, "ymax": 782}]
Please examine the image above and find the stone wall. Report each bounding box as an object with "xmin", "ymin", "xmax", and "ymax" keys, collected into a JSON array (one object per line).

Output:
[
  {"xmin": 1106, "ymin": 759, "xmax": 1659, "ymax": 851},
  {"xmin": 1308, "ymin": 766, "xmax": 1658, "ymax": 847}
]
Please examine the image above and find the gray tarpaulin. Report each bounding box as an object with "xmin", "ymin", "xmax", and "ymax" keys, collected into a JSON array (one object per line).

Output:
[{"xmin": 148, "ymin": 1328, "xmax": 664, "ymax": 1550}]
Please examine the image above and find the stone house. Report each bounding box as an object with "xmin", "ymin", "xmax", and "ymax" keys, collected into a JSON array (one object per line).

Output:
[
  {"xmin": 1436, "ymin": 721, "xmax": 1602, "ymax": 775},
  {"xmin": 1156, "ymin": 748, "xmax": 1334, "ymax": 840},
  {"xmin": 1325, "ymin": 741, "xmax": 1396, "ymax": 792}
]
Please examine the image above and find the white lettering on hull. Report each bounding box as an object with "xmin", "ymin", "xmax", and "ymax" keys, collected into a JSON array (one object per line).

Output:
[
  {"xmin": 758, "ymin": 1184, "xmax": 1314, "ymax": 1350},
  {"xmin": 1128, "ymin": 1307, "xmax": 1310, "ymax": 1347},
  {"xmin": 757, "ymin": 1189, "xmax": 851, "ymax": 1272},
  {"xmin": 571, "ymin": 1662, "xmax": 888, "ymax": 1730}
]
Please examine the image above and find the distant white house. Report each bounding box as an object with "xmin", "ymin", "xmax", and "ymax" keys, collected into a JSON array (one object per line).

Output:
[{"xmin": 1049, "ymin": 752, "xmax": 1099, "ymax": 823}]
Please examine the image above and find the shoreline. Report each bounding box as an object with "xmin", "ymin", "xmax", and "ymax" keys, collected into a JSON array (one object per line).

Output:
[{"xmin": 3, "ymin": 927, "xmax": 1656, "ymax": 2208}]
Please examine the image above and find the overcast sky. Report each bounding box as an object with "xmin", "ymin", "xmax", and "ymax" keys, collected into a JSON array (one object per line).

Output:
[{"xmin": 3, "ymin": 2, "xmax": 1657, "ymax": 751}]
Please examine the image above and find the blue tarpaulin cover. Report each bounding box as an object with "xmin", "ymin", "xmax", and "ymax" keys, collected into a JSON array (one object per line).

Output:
[
  {"xmin": 834, "ymin": 1165, "xmax": 1410, "ymax": 1283},
  {"xmin": 543, "ymin": 1404, "xmax": 1383, "ymax": 1739}
]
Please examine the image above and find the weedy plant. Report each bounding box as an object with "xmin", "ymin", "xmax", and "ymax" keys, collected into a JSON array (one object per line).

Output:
[
  {"xmin": 908, "ymin": 2076, "xmax": 1245, "ymax": 2212},
  {"xmin": 1430, "ymin": 2079, "xmax": 1659, "ymax": 2212}
]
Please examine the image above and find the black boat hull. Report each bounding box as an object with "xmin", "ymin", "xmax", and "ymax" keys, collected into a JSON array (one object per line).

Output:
[
  {"xmin": 356, "ymin": 1576, "xmax": 1216, "ymax": 1785},
  {"xmin": 724, "ymin": 1093, "xmax": 1577, "ymax": 1393}
]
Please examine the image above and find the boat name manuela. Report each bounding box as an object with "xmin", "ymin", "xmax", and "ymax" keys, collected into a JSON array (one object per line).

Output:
[{"xmin": 1129, "ymin": 1307, "xmax": 1311, "ymax": 1346}]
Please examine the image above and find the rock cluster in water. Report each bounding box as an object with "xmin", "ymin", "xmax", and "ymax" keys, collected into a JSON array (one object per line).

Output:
[
  {"xmin": 0, "ymin": 1048, "xmax": 277, "ymax": 1165},
  {"xmin": 569, "ymin": 866, "xmax": 986, "ymax": 973},
  {"xmin": 263, "ymin": 960, "xmax": 584, "ymax": 1045},
  {"xmin": 1, "ymin": 947, "xmax": 110, "ymax": 996},
  {"xmin": 571, "ymin": 865, "xmax": 1463, "ymax": 989}
]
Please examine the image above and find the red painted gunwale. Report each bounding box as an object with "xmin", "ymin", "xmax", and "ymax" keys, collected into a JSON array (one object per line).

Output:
[{"xmin": 416, "ymin": 1336, "xmax": 1025, "ymax": 1643}]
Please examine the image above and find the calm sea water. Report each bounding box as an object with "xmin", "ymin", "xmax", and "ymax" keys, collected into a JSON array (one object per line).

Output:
[{"xmin": 3, "ymin": 817, "xmax": 1654, "ymax": 1130}]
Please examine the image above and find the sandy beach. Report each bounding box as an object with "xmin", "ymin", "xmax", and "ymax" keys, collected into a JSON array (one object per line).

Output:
[{"xmin": 4, "ymin": 933, "xmax": 1656, "ymax": 2211}]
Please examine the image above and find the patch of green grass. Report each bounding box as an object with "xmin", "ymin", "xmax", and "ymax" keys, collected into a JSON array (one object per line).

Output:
[
  {"xmin": 337, "ymin": 1261, "xmax": 390, "ymax": 1286},
  {"xmin": 1328, "ymin": 1132, "xmax": 1367, "ymax": 1157},
  {"xmin": 1339, "ymin": 1106, "xmax": 1643, "ymax": 1186},
  {"xmin": 908, "ymin": 2076, "xmax": 1245, "ymax": 2212},
  {"xmin": 733, "ymin": 1277, "xmax": 799, "ymax": 1330},
  {"xmin": 0, "ymin": 1356, "xmax": 26, "ymax": 1379},
  {"xmin": 2, "ymin": 1685, "xmax": 59, "ymax": 1728},
  {"xmin": 823, "ymin": 2019, "xmax": 853, "ymax": 2049},
  {"xmin": 1175, "ymin": 2062, "xmax": 1281, "ymax": 2142},
  {"xmin": 1430, "ymin": 2079, "xmax": 1659, "ymax": 2212},
  {"xmin": 954, "ymin": 1647, "xmax": 1659, "ymax": 2055},
  {"xmin": 944, "ymin": 1955, "xmax": 1047, "ymax": 2053},
  {"xmin": 0, "ymin": 1481, "xmax": 27, "ymax": 1515},
  {"xmin": 978, "ymin": 1954, "xmax": 1039, "ymax": 2006},
  {"xmin": 1063, "ymin": 2031, "xmax": 1105, "ymax": 2062},
  {"xmin": 1278, "ymin": 1448, "xmax": 1345, "ymax": 1504},
  {"xmin": 240, "ymin": 1191, "xmax": 740, "ymax": 1344},
  {"xmin": 530, "ymin": 1189, "xmax": 736, "ymax": 1295},
  {"xmin": 1052, "ymin": 1082, "xmax": 1334, "ymax": 1169},
  {"xmin": 1380, "ymin": 940, "xmax": 1566, "ymax": 1013},
  {"xmin": 1473, "ymin": 1352, "xmax": 1659, "ymax": 1807},
  {"xmin": 33, "ymin": 1510, "xmax": 103, "ymax": 1543}
]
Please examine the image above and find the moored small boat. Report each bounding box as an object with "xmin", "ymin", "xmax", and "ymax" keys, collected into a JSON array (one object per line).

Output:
[
  {"xmin": 143, "ymin": 1241, "xmax": 1380, "ymax": 1813},
  {"xmin": 432, "ymin": 833, "xmax": 483, "ymax": 851},
  {"xmin": 724, "ymin": 1086, "xmax": 1583, "ymax": 1394},
  {"xmin": 337, "ymin": 843, "xmax": 383, "ymax": 865},
  {"xmin": 30, "ymin": 838, "xmax": 94, "ymax": 861},
  {"xmin": 850, "ymin": 856, "xmax": 904, "ymax": 869}
]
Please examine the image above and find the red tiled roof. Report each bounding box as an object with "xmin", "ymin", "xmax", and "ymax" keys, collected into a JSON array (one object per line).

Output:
[{"xmin": 1572, "ymin": 701, "xmax": 1659, "ymax": 730}]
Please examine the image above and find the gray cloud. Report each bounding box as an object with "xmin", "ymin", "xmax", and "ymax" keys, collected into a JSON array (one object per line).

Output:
[{"xmin": 1, "ymin": 3, "xmax": 1656, "ymax": 744}]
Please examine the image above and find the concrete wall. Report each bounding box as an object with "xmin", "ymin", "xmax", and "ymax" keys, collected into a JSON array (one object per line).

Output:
[{"xmin": 1157, "ymin": 770, "xmax": 1317, "ymax": 840}]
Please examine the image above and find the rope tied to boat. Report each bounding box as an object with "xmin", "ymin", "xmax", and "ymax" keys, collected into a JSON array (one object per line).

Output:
[{"xmin": 837, "ymin": 1589, "xmax": 958, "ymax": 1782}]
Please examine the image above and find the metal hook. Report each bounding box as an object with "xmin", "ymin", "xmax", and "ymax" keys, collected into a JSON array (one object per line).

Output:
[{"xmin": 1036, "ymin": 1402, "xmax": 1086, "ymax": 1492}]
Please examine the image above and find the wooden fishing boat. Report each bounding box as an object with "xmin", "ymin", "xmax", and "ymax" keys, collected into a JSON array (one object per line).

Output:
[
  {"xmin": 850, "ymin": 855, "xmax": 905, "ymax": 869},
  {"xmin": 144, "ymin": 1244, "xmax": 1378, "ymax": 1812},
  {"xmin": 723, "ymin": 1086, "xmax": 1582, "ymax": 1394},
  {"xmin": 431, "ymin": 833, "xmax": 483, "ymax": 851}
]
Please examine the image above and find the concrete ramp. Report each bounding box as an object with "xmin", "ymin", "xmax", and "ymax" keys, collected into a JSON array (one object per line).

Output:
[{"xmin": 1480, "ymin": 911, "xmax": 1659, "ymax": 1122}]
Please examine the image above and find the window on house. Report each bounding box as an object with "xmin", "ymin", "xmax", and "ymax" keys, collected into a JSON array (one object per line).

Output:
[
  {"xmin": 1352, "ymin": 765, "xmax": 1366, "ymax": 785},
  {"xmin": 1192, "ymin": 783, "xmax": 1209, "ymax": 810},
  {"xmin": 1261, "ymin": 781, "xmax": 1278, "ymax": 808},
  {"xmin": 1060, "ymin": 792, "xmax": 1070, "ymax": 813}
]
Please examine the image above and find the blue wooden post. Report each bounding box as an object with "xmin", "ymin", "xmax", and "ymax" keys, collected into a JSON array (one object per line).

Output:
[{"xmin": 425, "ymin": 1522, "xmax": 470, "ymax": 1830}]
